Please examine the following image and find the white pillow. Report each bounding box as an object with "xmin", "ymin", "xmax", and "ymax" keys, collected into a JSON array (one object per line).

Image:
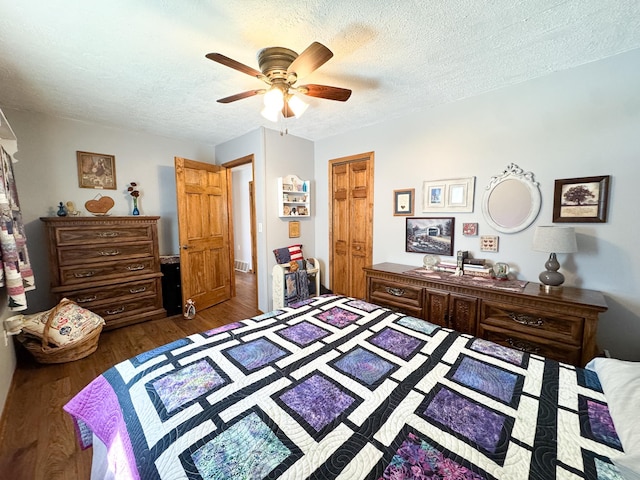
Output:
[{"xmin": 586, "ymin": 357, "xmax": 640, "ymax": 480}]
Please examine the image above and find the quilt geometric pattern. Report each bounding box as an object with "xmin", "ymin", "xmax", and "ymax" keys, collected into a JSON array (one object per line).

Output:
[{"xmin": 64, "ymin": 295, "xmax": 627, "ymax": 480}]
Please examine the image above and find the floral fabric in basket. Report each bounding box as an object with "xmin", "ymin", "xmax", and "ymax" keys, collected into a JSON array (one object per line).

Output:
[{"xmin": 21, "ymin": 300, "xmax": 105, "ymax": 347}]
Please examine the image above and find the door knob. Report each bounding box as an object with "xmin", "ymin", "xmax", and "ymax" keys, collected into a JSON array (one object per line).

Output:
[{"xmin": 182, "ymin": 245, "xmax": 188, "ymax": 250}]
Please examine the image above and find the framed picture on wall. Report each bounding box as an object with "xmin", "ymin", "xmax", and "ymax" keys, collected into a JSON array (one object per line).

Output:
[
  {"xmin": 423, "ymin": 177, "xmax": 475, "ymax": 212},
  {"xmin": 553, "ymin": 175, "xmax": 610, "ymax": 223},
  {"xmin": 405, "ymin": 217, "xmax": 455, "ymax": 256},
  {"xmin": 393, "ymin": 188, "xmax": 415, "ymax": 216},
  {"xmin": 288, "ymin": 221, "xmax": 300, "ymax": 238},
  {"xmin": 77, "ymin": 151, "xmax": 117, "ymax": 189}
]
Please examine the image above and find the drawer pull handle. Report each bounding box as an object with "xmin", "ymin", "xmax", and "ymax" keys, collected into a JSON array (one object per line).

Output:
[
  {"xmin": 507, "ymin": 337, "xmax": 540, "ymax": 354},
  {"xmin": 386, "ymin": 287, "xmax": 405, "ymax": 297},
  {"xmin": 105, "ymin": 306, "xmax": 126, "ymax": 315},
  {"xmin": 74, "ymin": 271, "xmax": 96, "ymax": 278},
  {"xmin": 98, "ymin": 250, "xmax": 120, "ymax": 256},
  {"xmin": 129, "ymin": 287, "xmax": 147, "ymax": 294},
  {"xmin": 126, "ymin": 264, "xmax": 145, "ymax": 271},
  {"xmin": 76, "ymin": 295, "xmax": 97, "ymax": 303},
  {"xmin": 508, "ymin": 312, "xmax": 544, "ymax": 327},
  {"xmin": 97, "ymin": 231, "xmax": 120, "ymax": 238}
]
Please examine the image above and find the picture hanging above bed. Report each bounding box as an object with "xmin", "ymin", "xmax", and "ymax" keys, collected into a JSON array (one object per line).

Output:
[{"xmin": 406, "ymin": 217, "xmax": 454, "ymax": 256}]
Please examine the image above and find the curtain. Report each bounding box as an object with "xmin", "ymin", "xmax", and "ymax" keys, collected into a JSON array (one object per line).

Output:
[{"xmin": 0, "ymin": 146, "xmax": 35, "ymax": 310}]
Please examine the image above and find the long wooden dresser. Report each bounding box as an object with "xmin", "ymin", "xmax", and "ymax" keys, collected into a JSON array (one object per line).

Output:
[
  {"xmin": 40, "ymin": 216, "xmax": 166, "ymax": 330},
  {"xmin": 364, "ymin": 262, "xmax": 608, "ymax": 367}
]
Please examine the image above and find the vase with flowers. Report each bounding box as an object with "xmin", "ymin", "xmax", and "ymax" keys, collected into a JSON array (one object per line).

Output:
[{"xmin": 127, "ymin": 182, "xmax": 140, "ymax": 215}]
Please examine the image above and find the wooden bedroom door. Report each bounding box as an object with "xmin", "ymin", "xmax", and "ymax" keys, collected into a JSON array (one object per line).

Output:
[
  {"xmin": 175, "ymin": 157, "xmax": 232, "ymax": 314},
  {"xmin": 329, "ymin": 152, "xmax": 374, "ymax": 299}
]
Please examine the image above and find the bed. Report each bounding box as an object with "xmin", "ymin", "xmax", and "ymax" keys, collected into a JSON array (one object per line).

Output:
[{"xmin": 64, "ymin": 294, "xmax": 638, "ymax": 480}]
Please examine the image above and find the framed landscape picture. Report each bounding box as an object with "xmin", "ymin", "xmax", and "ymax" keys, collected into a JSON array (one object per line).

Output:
[
  {"xmin": 553, "ymin": 175, "xmax": 610, "ymax": 223},
  {"xmin": 405, "ymin": 217, "xmax": 455, "ymax": 256}
]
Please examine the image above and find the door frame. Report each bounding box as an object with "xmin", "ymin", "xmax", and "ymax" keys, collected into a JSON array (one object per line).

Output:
[{"xmin": 222, "ymin": 154, "xmax": 257, "ymax": 307}]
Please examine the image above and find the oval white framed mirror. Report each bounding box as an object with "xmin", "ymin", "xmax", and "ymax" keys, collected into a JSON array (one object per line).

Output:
[{"xmin": 482, "ymin": 163, "xmax": 541, "ymax": 233}]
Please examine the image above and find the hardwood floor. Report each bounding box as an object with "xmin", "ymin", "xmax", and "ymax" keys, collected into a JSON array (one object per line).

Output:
[{"xmin": 0, "ymin": 271, "xmax": 260, "ymax": 480}]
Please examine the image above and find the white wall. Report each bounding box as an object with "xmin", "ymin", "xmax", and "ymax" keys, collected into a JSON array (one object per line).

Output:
[
  {"xmin": 215, "ymin": 128, "xmax": 266, "ymax": 310},
  {"xmin": 216, "ymin": 127, "xmax": 315, "ymax": 312},
  {"xmin": 315, "ymin": 49, "xmax": 640, "ymax": 361},
  {"xmin": 0, "ymin": 108, "xmax": 216, "ymax": 417},
  {"xmin": 231, "ymin": 164, "xmax": 253, "ymax": 271},
  {"xmin": 263, "ymin": 128, "xmax": 315, "ymax": 292}
]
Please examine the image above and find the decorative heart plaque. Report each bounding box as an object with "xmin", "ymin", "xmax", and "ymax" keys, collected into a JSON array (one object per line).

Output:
[{"xmin": 84, "ymin": 195, "xmax": 115, "ymax": 215}]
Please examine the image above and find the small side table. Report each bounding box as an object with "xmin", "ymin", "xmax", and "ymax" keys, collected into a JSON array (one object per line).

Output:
[{"xmin": 160, "ymin": 255, "xmax": 182, "ymax": 316}]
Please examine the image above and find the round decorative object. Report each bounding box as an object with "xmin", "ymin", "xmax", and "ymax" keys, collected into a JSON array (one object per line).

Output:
[
  {"xmin": 85, "ymin": 195, "xmax": 115, "ymax": 215},
  {"xmin": 283, "ymin": 206, "xmax": 291, "ymax": 215},
  {"xmin": 423, "ymin": 255, "xmax": 438, "ymax": 269},
  {"xmin": 493, "ymin": 262, "xmax": 510, "ymax": 280}
]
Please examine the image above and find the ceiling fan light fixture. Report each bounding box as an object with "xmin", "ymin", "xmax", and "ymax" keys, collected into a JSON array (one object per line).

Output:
[
  {"xmin": 260, "ymin": 106, "xmax": 281, "ymax": 123},
  {"xmin": 263, "ymin": 86, "xmax": 284, "ymax": 111},
  {"xmin": 287, "ymin": 94, "xmax": 308, "ymax": 118}
]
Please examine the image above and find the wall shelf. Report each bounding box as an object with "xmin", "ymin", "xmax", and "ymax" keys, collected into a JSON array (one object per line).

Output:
[{"xmin": 278, "ymin": 174, "xmax": 310, "ymax": 217}]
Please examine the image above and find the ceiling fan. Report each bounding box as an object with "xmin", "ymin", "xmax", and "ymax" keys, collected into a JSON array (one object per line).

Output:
[{"xmin": 205, "ymin": 42, "xmax": 351, "ymax": 121}]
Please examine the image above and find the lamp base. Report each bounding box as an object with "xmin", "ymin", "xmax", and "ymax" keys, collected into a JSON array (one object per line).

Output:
[
  {"xmin": 539, "ymin": 283, "xmax": 563, "ymax": 293},
  {"xmin": 539, "ymin": 253, "xmax": 565, "ymax": 292}
]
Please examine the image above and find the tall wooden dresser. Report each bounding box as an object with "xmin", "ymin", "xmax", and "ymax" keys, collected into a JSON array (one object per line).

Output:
[{"xmin": 40, "ymin": 216, "xmax": 166, "ymax": 330}]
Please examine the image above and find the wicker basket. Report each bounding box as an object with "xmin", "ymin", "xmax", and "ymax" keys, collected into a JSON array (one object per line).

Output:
[{"xmin": 16, "ymin": 300, "xmax": 104, "ymax": 364}]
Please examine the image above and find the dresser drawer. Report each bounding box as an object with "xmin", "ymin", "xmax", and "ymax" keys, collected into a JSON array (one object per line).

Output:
[
  {"xmin": 53, "ymin": 225, "xmax": 154, "ymax": 246},
  {"xmin": 59, "ymin": 258, "xmax": 157, "ymax": 286},
  {"xmin": 57, "ymin": 242, "xmax": 155, "ymax": 266},
  {"xmin": 61, "ymin": 277, "xmax": 160, "ymax": 307},
  {"xmin": 480, "ymin": 302, "xmax": 584, "ymax": 345},
  {"xmin": 88, "ymin": 296, "xmax": 162, "ymax": 323},
  {"xmin": 369, "ymin": 278, "xmax": 423, "ymax": 316},
  {"xmin": 479, "ymin": 324, "xmax": 581, "ymax": 366}
]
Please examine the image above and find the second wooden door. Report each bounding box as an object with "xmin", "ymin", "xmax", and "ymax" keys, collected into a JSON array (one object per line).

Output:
[{"xmin": 329, "ymin": 152, "xmax": 374, "ymax": 299}]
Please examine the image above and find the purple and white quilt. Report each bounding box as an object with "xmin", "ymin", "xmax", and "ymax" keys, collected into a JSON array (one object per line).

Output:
[{"xmin": 64, "ymin": 295, "xmax": 626, "ymax": 479}]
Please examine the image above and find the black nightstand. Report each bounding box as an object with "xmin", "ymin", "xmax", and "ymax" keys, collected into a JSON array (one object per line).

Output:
[{"xmin": 160, "ymin": 255, "xmax": 182, "ymax": 316}]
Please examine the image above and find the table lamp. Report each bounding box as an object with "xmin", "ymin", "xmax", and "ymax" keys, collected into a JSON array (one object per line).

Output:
[{"xmin": 532, "ymin": 226, "xmax": 577, "ymax": 292}]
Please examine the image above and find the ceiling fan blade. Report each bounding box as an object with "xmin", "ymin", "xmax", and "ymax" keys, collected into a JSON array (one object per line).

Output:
[
  {"xmin": 287, "ymin": 42, "xmax": 333, "ymax": 80},
  {"xmin": 206, "ymin": 53, "xmax": 264, "ymax": 79},
  {"xmin": 217, "ymin": 89, "xmax": 265, "ymax": 104},
  {"xmin": 299, "ymin": 84, "xmax": 352, "ymax": 102}
]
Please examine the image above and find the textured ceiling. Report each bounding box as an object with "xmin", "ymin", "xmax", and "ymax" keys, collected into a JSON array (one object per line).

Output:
[{"xmin": 1, "ymin": 1, "xmax": 639, "ymax": 146}]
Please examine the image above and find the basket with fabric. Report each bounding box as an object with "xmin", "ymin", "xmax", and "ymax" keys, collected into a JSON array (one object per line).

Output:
[{"xmin": 16, "ymin": 299, "xmax": 105, "ymax": 364}]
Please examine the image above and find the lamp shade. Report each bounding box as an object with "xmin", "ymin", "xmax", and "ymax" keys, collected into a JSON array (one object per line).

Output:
[{"xmin": 532, "ymin": 226, "xmax": 577, "ymax": 253}]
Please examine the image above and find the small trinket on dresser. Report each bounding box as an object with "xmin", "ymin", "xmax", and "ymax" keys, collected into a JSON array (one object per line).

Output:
[{"xmin": 56, "ymin": 202, "xmax": 67, "ymax": 216}]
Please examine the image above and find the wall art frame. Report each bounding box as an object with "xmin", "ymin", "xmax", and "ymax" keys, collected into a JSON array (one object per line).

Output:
[
  {"xmin": 463, "ymin": 222, "xmax": 478, "ymax": 236},
  {"xmin": 393, "ymin": 188, "xmax": 415, "ymax": 216},
  {"xmin": 406, "ymin": 217, "xmax": 455, "ymax": 256},
  {"xmin": 480, "ymin": 235, "xmax": 499, "ymax": 252},
  {"xmin": 553, "ymin": 175, "xmax": 610, "ymax": 223},
  {"xmin": 423, "ymin": 177, "xmax": 475, "ymax": 212},
  {"xmin": 288, "ymin": 220, "xmax": 300, "ymax": 238},
  {"xmin": 77, "ymin": 151, "xmax": 117, "ymax": 190}
]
